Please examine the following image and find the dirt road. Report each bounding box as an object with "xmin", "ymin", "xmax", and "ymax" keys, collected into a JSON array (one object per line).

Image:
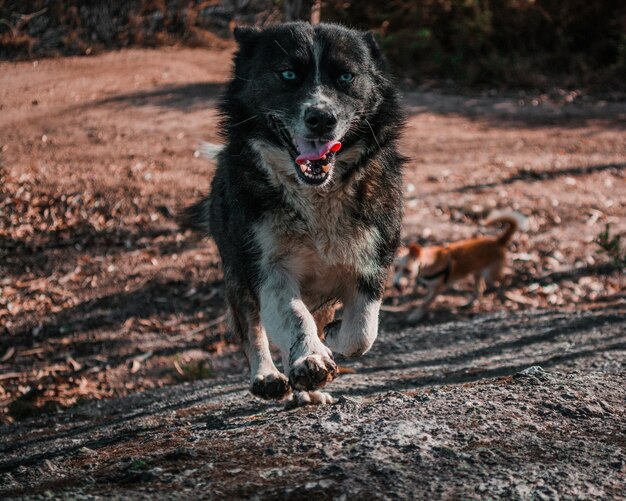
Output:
[
  {"xmin": 0, "ymin": 47, "xmax": 625, "ymax": 498},
  {"xmin": 1, "ymin": 308, "xmax": 625, "ymax": 499}
]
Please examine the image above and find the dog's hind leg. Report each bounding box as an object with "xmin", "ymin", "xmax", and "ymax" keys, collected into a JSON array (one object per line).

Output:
[
  {"xmin": 485, "ymin": 260, "xmax": 506, "ymax": 302},
  {"xmin": 259, "ymin": 269, "xmax": 338, "ymax": 396},
  {"xmin": 228, "ymin": 294, "xmax": 290, "ymax": 401},
  {"xmin": 462, "ymin": 273, "xmax": 485, "ymax": 309}
]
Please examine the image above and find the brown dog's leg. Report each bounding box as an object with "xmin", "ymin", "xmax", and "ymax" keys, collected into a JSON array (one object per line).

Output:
[
  {"xmin": 485, "ymin": 260, "xmax": 506, "ymax": 302},
  {"xmin": 462, "ymin": 273, "xmax": 485, "ymax": 308},
  {"xmin": 409, "ymin": 279, "xmax": 445, "ymax": 321}
]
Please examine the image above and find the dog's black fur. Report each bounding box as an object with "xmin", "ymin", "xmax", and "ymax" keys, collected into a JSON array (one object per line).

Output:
[{"xmin": 183, "ymin": 22, "xmax": 405, "ymax": 404}]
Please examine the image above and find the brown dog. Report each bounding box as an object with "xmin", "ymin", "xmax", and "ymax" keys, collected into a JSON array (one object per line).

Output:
[{"xmin": 392, "ymin": 211, "xmax": 527, "ymax": 320}]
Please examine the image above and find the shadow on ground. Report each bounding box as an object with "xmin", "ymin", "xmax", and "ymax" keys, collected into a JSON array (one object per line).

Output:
[
  {"xmin": 3, "ymin": 277, "xmax": 223, "ymax": 346},
  {"xmin": 440, "ymin": 162, "xmax": 626, "ymax": 195},
  {"xmin": 97, "ymin": 82, "xmax": 225, "ymax": 111},
  {"xmin": 404, "ymin": 91, "xmax": 626, "ymax": 129}
]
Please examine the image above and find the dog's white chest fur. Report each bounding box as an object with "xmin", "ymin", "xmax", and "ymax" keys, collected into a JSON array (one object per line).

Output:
[{"xmin": 254, "ymin": 202, "xmax": 380, "ymax": 303}]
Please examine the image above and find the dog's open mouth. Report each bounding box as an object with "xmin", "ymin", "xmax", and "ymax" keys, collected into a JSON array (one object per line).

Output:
[
  {"xmin": 293, "ymin": 137, "xmax": 341, "ymax": 186},
  {"xmin": 268, "ymin": 115, "xmax": 341, "ymax": 187}
]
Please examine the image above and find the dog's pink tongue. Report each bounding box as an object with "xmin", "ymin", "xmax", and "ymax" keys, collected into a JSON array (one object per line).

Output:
[{"xmin": 295, "ymin": 138, "xmax": 341, "ymax": 164}]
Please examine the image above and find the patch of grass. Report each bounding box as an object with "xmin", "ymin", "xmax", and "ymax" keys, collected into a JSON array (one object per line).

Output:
[
  {"xmin": 173, "ymin": 357, "xmax": 213, "ymax": 382},
  {"xmin": 128, "ymin": 459, "xmax": 149, "ymax": 471},
  {"xmin": 595, "ymin": 223, "xmax": 625, "ymax": 268}
]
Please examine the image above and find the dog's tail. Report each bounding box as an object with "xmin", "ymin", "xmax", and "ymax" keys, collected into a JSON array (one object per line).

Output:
[
  {"xmin": 196, "ymin": 141, "xmax": 223, "ymax": 161},
  {"xmin": 178, "ymin": 142, "xmax": 223, "ymax": 234},
  {"xmin": 178, "ymin": 196, "xmax": 211, "ymax": 234},
  {"xmin": 485, "ymin": 210, "xmax": 527, "ymax": 245}
]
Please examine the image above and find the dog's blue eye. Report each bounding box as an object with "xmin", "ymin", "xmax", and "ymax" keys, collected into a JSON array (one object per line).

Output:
[
  {"xmin": 280, "ymin": 70, "xmax": 297, "ymax": 81},
  {"xmin": 339, "ymin": 72, "xmax": 354, "ymax": 83}
]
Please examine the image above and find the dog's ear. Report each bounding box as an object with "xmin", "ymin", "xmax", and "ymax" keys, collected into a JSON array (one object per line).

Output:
[
  {"xmin": 233, "ymin": 26, "xmax": 260, "ymax": 47},
  {"xmin": 408, "ymin": 243, "xmax": 421, "ymax": 258},
  {"xmin": 363, "ymin": 32, "xmax": 387, "ymax": 69}
]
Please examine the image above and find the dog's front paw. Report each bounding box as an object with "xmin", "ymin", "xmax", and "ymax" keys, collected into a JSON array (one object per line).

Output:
[
  {"xmin": 289, "ymin": 354, "xmax": 338, "ymax": 391},
  {"xmin": 286, "ymin": 390, "xmax": 337, "ymax": 408},
  {"xmin": 251, "ymin": 372, "xmax": 291, "ymax": 400}
]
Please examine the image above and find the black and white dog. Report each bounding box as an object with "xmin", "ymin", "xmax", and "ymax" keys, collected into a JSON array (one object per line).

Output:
[{"xmin": 184, "ymin": 22, "xmax": 405, "ymax": 405}]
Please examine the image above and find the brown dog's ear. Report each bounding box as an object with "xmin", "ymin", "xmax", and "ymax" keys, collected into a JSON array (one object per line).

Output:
[{"xmin": 408, "ymin": 243, "xmax": 421, "ymax": 258}]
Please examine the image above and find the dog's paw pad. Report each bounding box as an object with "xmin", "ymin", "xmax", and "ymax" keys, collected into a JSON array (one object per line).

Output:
[
  {"xmin": 286, "ymin": 390, "xmax": 337, "ymax": 408},
  {"xmin": 251, "ymin": 372, "xmax": 291, "ymax": 400},
  {"xmin": 289, "ymin": 354, "xmax": 338, "ymax": 391}
]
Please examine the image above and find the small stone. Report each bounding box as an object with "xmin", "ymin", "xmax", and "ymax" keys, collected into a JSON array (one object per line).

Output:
[{"xmin": 515, "ymin": 366, "xmax": 551, "ymax": 382}]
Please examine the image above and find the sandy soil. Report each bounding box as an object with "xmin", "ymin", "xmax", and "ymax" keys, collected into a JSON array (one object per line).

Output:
[{"xmin": 0, "ymin": 47, "xmax": 625, "ymax": 498}]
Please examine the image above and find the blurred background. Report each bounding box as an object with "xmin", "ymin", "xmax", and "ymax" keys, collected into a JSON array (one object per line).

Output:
[{"xmin": 2, "ymin": 0, "xmax": 625, "ymax": 91}]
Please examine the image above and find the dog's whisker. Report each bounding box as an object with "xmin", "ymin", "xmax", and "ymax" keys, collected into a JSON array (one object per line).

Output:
[
  {"xmin": 274, "ymin": 39, "xmax": 289, "ymax": 55},
  {"xmin": 364, "ymin": 118, "xmax": 382, "ymax": 151},
  {"xmin": 230, "ymin": 115, "xmax": 259, "ymax": 128},
  {"xmin": 260, "ymin": 105, "xmax": 290, "ymax": 113},
  {"xmin": 263, "ymin": 111, "xmax": 288, "ymax": 122}
]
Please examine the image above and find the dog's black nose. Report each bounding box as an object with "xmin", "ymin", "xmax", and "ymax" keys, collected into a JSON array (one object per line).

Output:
[{"xmin": 304, "ymin": 107, "xmax": 337, "ymax": 136}]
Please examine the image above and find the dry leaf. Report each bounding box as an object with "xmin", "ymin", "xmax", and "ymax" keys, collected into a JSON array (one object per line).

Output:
[
  {"xmin": 205, "ymin": 313, "xmax": 227, "ymax": 328},
  {"xmin": 206, "ymin": 340, "xmax": 227, "ymax": 354},
  {"xmin": 20, "ymin": 347, "xmax": 45, "ymax": 357},
  {"xmin": 66, "ymin": 356, "xmax": 82, "ymax": 372},
  {"xmin": 173, "ymin": 360, "xmax": 185, "ymax": 377},
  {"xmin": 0, "ymin": 372, "xmax": 22, "ymax": 381},
  {"xmin": 1, "ymin": 347, "xmax": 16, "ymax": 362},
  {"xmin": 133, "ymin": 351, "xmax": 153, "ymax": 363},
  {"xmin": 505, "ymin": 291, "xmax": 536, "ymax": 306}
]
